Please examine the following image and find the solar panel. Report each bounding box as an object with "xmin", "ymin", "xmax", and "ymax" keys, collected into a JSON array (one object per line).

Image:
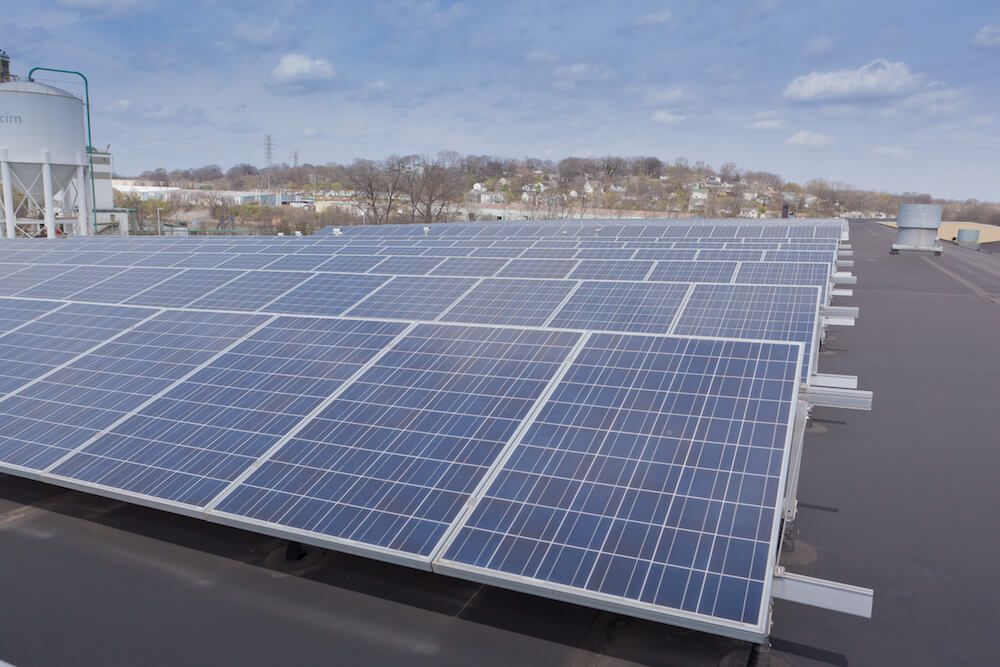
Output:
[
  {"xmin": 66, "ymin": 267, "xmax": 179, "ymax": 304},
  {"xmin": 697, "ymin": 250, "xmax": 764, "ymax": 262},
  {"xmin": 430, "ymin": 257, "xmax": 508, "ymax": 277},
  {"xmin": 632, "ymin": 249, "xmax": 699, "ymax": 261},
  {"xmin": 264, "ymin": 273, "xmax": 390, "ymax": 316},
  {"xmin": 0, "ymin": 298, "xmax": 65, "ymax": 334},
  {"xmin": 13, "ymin": 266, "xmax": 126, "ymax": 300},
  {"xmin": 125, "ymin": 269, "xmax": 244, "ymax": 308},
  {"xmin": 211, "ymin": 324, "xmax": 581, "ymax": 564},
  {"xmin": 496, "ymin": 259, "xmax": 578, "ymax": 279},
  {"xmin": 569, "ymin": 261, "xmax": 654, "ymax": 282},
  {"xmin": 438, "ymin": 334, "xmax": 801, "ymax": 636},
  {"xmin": 575, "ymin": 249, "xmax": 637, "ymax": 260},
  {"xmin": 0, "ymin": 310, "xmax": 268, "ymax": 472},
  {"xmin": 0, "ymin": 217, "xmax": 847, "ymax": 642},
  {"xmin": 672, "ymin": 284, "xmax": 820, "ymax": 379},
  {"xmin": 0, "ymin": 265, "xmax": 74, "ymax": 296},
  {"xmin": 648, "ymin": 262, "xmax": 737, "ymax": 283},
  {"xmin": 344, "ymin": 276, "xmax": 478, "ymax": 321},
  {"xmin": 521, "ymin": 248, "xmax": 578, "ymax": 259},
  {"xmin": 171, "ymin": 252, "xmax": 231, "ymax": 269},
  {"xmin": 47, "ymin": 317, "xmax": 408, "ymax": 507},
  {"xmin": 189, "ymin": 271, "xmax": 313, "ymax": 311},
  {"xmin": 263, "ymin": 254, "xmax": 333, "ymax": 271},
  {"xmin": 315, "ymin": 255, "xmax": 387, "ymax": 273},
  {"xmin": 369, "ymin": 256, "xmax": 445, "ymax": 276},
  {"xmin": 548, "ymin": 282, "xmax": 690, "ymax": 334},
  {"xmin": 441, "ymin": 279, "xmax": 577, "ymax": 327},
  {"xmin": 0, "ymin": 303, "xmax": 155, "ymax": 396},
  {"xmin": 735, "ymin": 262, "xmax": 830, "ymax": 297}
]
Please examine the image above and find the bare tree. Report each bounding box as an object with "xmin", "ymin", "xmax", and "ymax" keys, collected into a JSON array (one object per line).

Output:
[
  {"xmin": 344, "ymin": 156, "xmax": 405, "ymax": 225},
  {"xmin": 403, "ymin": 152, "xmax": 466, "ymax": 224}
]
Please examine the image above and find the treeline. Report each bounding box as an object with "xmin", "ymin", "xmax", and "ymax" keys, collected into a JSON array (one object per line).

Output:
[{"xmin": 124, "ymin": 152, "xmax": 1000, "ymax": 226}]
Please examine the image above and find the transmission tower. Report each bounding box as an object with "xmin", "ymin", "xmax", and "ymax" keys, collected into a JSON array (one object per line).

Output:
[{"xmin": 263, "ymin": 134, "xmax": 276, "ymax": 190}]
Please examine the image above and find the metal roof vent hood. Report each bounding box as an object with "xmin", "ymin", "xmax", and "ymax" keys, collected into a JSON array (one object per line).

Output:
[{"xmin": 891, "ymin": 204, "xmax": 943, "ymax": 255}]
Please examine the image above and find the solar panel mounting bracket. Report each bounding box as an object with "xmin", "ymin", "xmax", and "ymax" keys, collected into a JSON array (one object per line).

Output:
[
  {"xmin": 810, "ymin": 373, "xmax": 858, "ymax": 390},
  {"xmin": 831, "ymin": 273, "xmax": 857, "ymax": 286},
  {"xmin": 835, "ymin": 260, "xmax": 854, "ymax": 269},
  {"xmin": 799, "ymin": 384, "xmax": 872, "ymax": 411},
  {"xmin": 771, "ymin": 567, "xmax": 873, "ymax": 618}
]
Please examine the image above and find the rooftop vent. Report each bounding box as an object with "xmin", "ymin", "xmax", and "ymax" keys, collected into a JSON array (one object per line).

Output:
[{"xmin": 890, "ymin": 204, "xmax": 943, "ymax": 256}]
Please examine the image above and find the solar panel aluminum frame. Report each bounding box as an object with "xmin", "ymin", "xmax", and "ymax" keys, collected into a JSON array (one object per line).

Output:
[{"xmin": 431, "ymin": 336, "xmax": 805, "ymax": 643}]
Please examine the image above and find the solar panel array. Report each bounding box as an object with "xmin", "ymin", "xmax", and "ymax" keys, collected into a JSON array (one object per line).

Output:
[{"xmin": 0, "ymin": 217, "xmax": 849, "ymax": 641}]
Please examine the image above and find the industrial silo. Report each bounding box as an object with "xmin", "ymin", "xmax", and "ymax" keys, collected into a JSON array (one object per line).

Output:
[{"xmin": 0, "ymin": 51, "xmax": 91, "ymax": 238}]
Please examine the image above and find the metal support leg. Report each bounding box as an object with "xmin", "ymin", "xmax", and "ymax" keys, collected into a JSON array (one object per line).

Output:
[
  {"xmin": 76, "ymin": 152, "xmax": 88, "ymax": 236},
  {"xmin": 0, "ymin": 151, "xmax": 14, "ymax": 239},
  {"xmin": 747, "ymin": 638, "xmax": 771, "ymax": 667},
  {"xmin": 41, "ymin": 150, "xmax": 55, "ymax": 238}
]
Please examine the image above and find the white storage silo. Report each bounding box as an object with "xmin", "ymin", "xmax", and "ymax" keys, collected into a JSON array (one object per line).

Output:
[{"xmin": 0, "ymin": 55, "xmax": 91, "ymax": 238}]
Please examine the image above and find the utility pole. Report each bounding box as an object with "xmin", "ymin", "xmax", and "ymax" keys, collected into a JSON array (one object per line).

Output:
[{"xmin": 263, "ymin": 134, "xmax": 275, "ymax": 190}]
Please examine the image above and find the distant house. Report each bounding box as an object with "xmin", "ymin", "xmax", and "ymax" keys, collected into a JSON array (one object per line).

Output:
[{"xmin": 690, "ymin": 189, "xmax": 709, "ymax": 202}]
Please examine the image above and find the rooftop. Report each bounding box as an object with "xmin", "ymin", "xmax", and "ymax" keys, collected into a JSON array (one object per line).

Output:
[{"xmin": 0, "ymin": 221, "xmax": 997, "ymax": 665}]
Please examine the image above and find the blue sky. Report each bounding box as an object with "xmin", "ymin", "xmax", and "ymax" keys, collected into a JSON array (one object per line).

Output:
[{"xmin": 5, "ymin": 0, "xmax": 1000, "ymax": 200}]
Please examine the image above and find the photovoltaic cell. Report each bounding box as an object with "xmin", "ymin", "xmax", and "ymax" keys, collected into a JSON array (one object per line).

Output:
[
  {"xmin": 442, "ymin": 279, "xmax": 576, "ymax": 327},
  {"xmin": 549, "ymin": 282, "xmax": 689, "ymax": 334},
  {"xmin": 49, "ymin": 317, "xmax": 407, "ymax": 507},
  {"xmin": 315, "ymin": 255, "xmax": 387, "ymax": 273},
  {"xmin": 647, "ymin": 262, "xmax": 737, "ymax": 283},
  {"xmin": 672, "ymin": 284, "xmax": 819, "ymax": 379},
  {"xmin": 217, "ymin": 254, "xmax": 280, "ymax": 270},
  {"xmin": 265, "ymin": 273, "xmax": 390, "ymax": 316},
  {"xmin": 696, "ymin": 250, "xmax": 764, "ymax": 262},
  {"xmin": 735, "ymin": 262, "xmax": 829, "ymax": 298},
  {"xmin": 568, "ymin": 261, "xmax": 654, "ymax": 282},
  {"xmin": 0, "ymin": 265, "xmax": 74, "ymax": 296},
  {"xmin": 189, "ymin": 271, "xmax": 313, "ymax": 311},
  {"xmin": 0, "ymin": 311, "xmax": 268, "ymax": 472},
  {"xmin": 213, "ymin": 324, "xmax": 581, "ymax": 561},
  {"xmin": 125, "ymin": 269, "xmax": 244, "ymax": 308},
  {"xmin": 430, "ymin": 257, "xmax": 509, "ymax": 277},
  {"xmin": 264, "ymin": 254, "xmax": 333, "ymax": 271},
  {"xmin": 0, "ymin": 298, "xmax": 64, "ymax": 335},
  {"xmin": 66, "ymin": 268, "xmax": 180, "ymax": 304},
  {"xmin": 496, "ymin": 259, "xmax": 578, "ymax": 279},
  {"xmin": 0, "ymin": 303, "xmax": 155, "ymax": 397},
  {"xmin": 344, "ymin": 276, "xmax": 477, "ymax": 321},
  {"xmin": 369, "ymin": 256, "xmax": 445, "ymax": 276},
  {"xmin": 440, "ymin": 334, "xmax": 800, "ymax": 631}
]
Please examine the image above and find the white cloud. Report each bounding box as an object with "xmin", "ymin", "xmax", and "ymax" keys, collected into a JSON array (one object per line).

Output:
[
  {"xmin": 783, "ymin": 59, "xmax": 921, "ymax": 103},
  {"xmin": 900, "ymin": 82, "xmax": 964, "ymax": 114},
  {"xmin": 874, "ymin": 145, "xmax": 907, "ymax": 156},
  {"xmin": 525, "ymin": 49, "xmax": 556, "ymax": 63},
  {"xmin": 267, "ymin": 54, "xmax": 336, "ymax": 95},
  {"xmin": 803, "ymin": 36, "xmax": 835, "ymax": 57},
  {"xmin": 974, "ymin": 25, "xmax": 1000, "ymax": 47},
  {"xmin": 553, "ymin": 62, "xmax": 615, "ymax": 91},
  {"xmin": 232, "ymin": 19, "xmax": 286, "ymax": 47},
  {"xmin": 108, "ymin": 99, "xmax": 131, "ymax": 112},
  {"xmin": 787, "ymin": 130, "xmax": 833, "ymax": 147},
  {"xmin": 752, "ymin": 118, "xmax": 787, "ymax": 130},
  {"xmin": 638, "ymin": 10, "xmax": 672, "ymax": 25},
  {"xmin": 651, "ymin": 109, "xmax": 685, "ymax": 124},
  {"xmin": 640, "ymin": 86, "xmax": 685, "ymax": 105}
]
